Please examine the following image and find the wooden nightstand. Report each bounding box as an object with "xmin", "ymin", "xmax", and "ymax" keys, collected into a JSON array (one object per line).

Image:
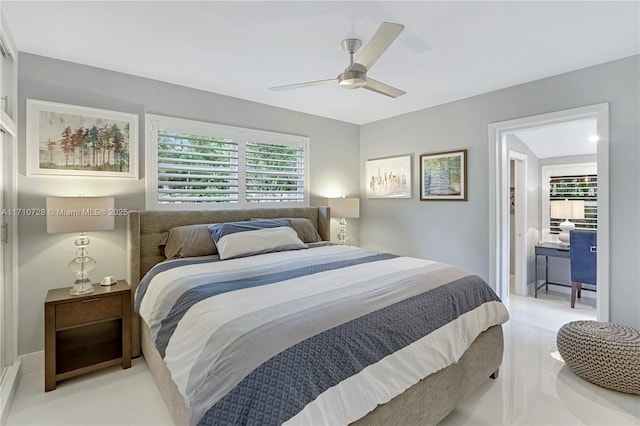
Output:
[{"xmin": 44, "ymin": 280, "xmax": 131, "ymax": 391}]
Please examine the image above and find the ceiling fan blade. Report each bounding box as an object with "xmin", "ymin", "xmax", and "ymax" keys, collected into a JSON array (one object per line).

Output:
[
  {"xmin": 363, "ymin": 78, "xmax": 406, "ymax": 98},
  {"xmin": 269, "ymin": 79, "xmax": 336, "ymax": 92},
  {"xmin": 354, "ymin": 22, "xmax": 404, "ymax": 71}
]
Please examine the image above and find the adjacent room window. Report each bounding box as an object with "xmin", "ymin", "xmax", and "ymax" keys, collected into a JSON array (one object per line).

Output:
[
  {"xmin": 146, "ymin": 114, "xmax": 309, "ymax": 209},
  {"xmin": 541, "ymin": 162, "xmax": 597, "ymax": 241},
  {"xmin": 549, "ymin": 174, "xmax": 597, "ymax": 233}
]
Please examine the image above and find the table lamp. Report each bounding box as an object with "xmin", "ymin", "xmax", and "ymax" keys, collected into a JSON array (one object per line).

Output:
[
  {"xmin": 46, "ymin": 197, "xmax": 115, "ymax": 295},
  {"xmin": 328, "ymin": 197, "xmax": 360, "ymax": 245},
  {"xmin": 550, "ymin": 199, "xmax": 585, "ymax": 247}
]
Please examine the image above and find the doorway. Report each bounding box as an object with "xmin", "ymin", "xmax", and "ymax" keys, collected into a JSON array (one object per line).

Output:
[
  {"xmin": 489, "ymin": 103, "xmax": 609, "ymax": 321},
  {"xmin": 509, "ymin": 153, "xmax": 527, "ymax": 297}
]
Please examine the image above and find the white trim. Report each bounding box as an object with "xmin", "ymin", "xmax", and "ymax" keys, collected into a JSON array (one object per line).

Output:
[
  {"xmin": 1, "ymin": 351, "xmax": 43, "ymax": 425},
  {"xmin": 0, "ymin": 360, "xmax": 19, "ymax": 426},
  {"xmin": 0, "ymin": 110, "xmax": 16, "ymax": 138},
  {"xmin": 2, "ymin": 126, "xmax": 19, "ymax": 382},
  {"xmin": 508, "ymin": 151, "xmax": 527, "ymax": 297},
  {"xmin": 0, "ymin": 13, "xmax": 19, "ymax": 403},
  {"xmin": 0, "ymin": 12, "xmax": 18, "ymax": 138},
  {"xmin": 595, "ymin": 104, "xmax": 610, "ymax": 322},
  {"xmin": 0, "ymin": 13, "xmax": 18, "ymax": 60},
  {"xmin": 18, "ymin": 351, "xmax": 44, "ymax": 375},
  {"xmin": 489, "ymin": 103, "xmax": 609, "ymax": 322}
]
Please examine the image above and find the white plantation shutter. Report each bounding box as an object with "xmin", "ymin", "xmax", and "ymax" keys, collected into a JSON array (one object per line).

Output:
[
  {"xmin": 157, "ymin": 132, "xmax": 239, "ymax": 203},
  {"xmin": 146, "ymin": 115, "xmax": 309, "ymax": 209},
  {"xmin": 549, "ymin": 174, "xmax": 597, "ymax": 233},
  {"xmin": 245, "ymin": 141, "xmax": 305, "ymax": 203}
]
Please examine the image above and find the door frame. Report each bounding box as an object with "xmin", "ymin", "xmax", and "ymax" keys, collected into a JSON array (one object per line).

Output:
[
  {"xmin": 489, "ymin": 103, "xmax": 609, "ymax": 321},
  {"xmin": 0, "ymin": 11, "xmax": 20, "ymax": 422},
  {"xmin": 509, "ymin": 151, "xmax": 527, "ymax": 298}
]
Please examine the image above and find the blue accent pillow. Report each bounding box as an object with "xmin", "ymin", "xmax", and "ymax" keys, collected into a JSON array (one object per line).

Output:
[{"xmin": 208, "ymin": 219, "xmax": 291, "ymax": 241}]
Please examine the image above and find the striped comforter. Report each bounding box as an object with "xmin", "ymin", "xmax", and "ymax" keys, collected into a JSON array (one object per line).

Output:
[{"xmin": 135, "ymin": 243, "xmax": 509, "ymax": 426}]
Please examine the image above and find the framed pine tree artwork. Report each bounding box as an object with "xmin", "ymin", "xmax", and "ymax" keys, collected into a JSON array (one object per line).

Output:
[{"xmin": 26, "ymin": 99, "xmax": 138, "ymax": 178}]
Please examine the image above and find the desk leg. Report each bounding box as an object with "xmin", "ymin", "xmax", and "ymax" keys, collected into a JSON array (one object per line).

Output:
[
  {"xmin": 535, "ymin": 254, "xmax": 539, "ymax": 298},
  {"xmin": 545, "ymin": 255, "xmax": 549, "ymax": 292}
]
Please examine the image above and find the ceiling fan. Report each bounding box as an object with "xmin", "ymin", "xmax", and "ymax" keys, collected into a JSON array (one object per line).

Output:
[{"xmin": 269, "ymin": 22, "xmax": 406, "ymax": 98}]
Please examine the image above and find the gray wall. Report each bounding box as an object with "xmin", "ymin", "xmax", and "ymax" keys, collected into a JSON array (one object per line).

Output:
[
  {"xmin": 17, "ymin": 53, "xmax": 360, "ymax": 355},
  {"xmin": 360, "ymin": 55, "xmax": 640, "ymax": 328}
]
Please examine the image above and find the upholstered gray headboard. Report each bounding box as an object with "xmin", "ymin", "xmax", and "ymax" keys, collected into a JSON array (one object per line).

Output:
[{"xmin": 126, "ymin": 206, "xmax": 330, "ymax": 356}]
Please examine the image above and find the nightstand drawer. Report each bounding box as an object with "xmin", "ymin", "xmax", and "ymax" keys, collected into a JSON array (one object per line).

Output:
[{"xmin": 56, "ymin": 294, "xmax": 122, "ymax": 328}]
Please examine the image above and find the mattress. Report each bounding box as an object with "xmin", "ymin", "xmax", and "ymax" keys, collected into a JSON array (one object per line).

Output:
[{"xmin": 134, "ymin": 243, "xmax": 509, "ymax": 426}]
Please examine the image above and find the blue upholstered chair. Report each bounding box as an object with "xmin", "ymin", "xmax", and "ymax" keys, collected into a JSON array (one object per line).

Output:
[{"xmin": 569, "ymin": 230, "xmax": 597, "ymax": 308}]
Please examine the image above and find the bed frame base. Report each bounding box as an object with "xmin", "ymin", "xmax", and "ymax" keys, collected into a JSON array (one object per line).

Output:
[{"xmin": 142, "ymin": 323, "xmax": 503, "ymax": 426}]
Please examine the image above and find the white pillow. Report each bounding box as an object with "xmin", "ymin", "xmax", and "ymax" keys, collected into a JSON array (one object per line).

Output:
[{"xmin": 210, "ymin": 225, "xmax": 307, "ymax": 260}]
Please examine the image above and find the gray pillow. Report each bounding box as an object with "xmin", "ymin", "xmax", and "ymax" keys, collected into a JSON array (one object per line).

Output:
[
  {"xmin": 251, "ymin": 217, "xmax": 322, "ymax": 243},
  {"xmin": 164, "ymin": 224, "xmax": 218, "ymax": 259}
]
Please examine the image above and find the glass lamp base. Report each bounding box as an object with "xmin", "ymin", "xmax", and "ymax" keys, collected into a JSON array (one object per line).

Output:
[
  {"xmin": 558, "ymin": 219, "xmax": 575, "ymax": 247},
  {"xmin": 70, "ymin": 280, "xmax": 94, "ymax": 295},
  {"xmin": 337, "ymin": 218, "xmax": 350, "ymax": 245}
]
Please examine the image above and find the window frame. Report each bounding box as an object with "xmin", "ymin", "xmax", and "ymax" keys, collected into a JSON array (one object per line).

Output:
[
  {"xmin": 145, "ymin": 114, "xmax": 310, "ymax": 210},
  {"xmin": 541, "ymin": 162, "xmax": 597, "ymax": 242}
]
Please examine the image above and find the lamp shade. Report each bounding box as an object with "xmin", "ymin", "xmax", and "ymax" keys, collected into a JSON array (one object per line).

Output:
[
  {"xmin": 550, "ymin": 199, "xmax": 585, "ymax": 220},
  {"xmin": 328, "ymin": 198, "xmax": 360, "ymax": 219},
  {"xmin": 46, "ymin": 197, "xmax": 115, "ymax": 234}
]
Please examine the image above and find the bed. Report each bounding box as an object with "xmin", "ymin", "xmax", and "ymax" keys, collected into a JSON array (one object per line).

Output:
[{"xmin": 126, "ymin": 207, "xmax": 508, "ymax": 425}]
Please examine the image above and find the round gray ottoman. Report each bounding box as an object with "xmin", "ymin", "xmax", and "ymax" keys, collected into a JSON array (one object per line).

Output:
[{"xmin": 557, "ymin": 321, "xmax": 640, "ymax": 395}]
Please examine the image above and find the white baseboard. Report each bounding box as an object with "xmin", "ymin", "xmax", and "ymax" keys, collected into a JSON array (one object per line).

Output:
[
  {"xmin": 1, "ymin": 351, "xmax": 44, "ymax": 425},
  {"xmin": 1, "ymin": 360, "xmax": 20, "ymax": 426},
  {"xmin": 19, "ymin": 351, "xmax": 44, "ymax": 375}
]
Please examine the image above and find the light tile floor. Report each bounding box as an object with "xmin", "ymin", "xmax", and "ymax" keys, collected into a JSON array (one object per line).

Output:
[
  {"xmin": 6, "ymin": 358, "xmax": 172, "ymax": 426},
  {"xmin": 441, "ymin": 290, "xmax": 639, "ymax": 425},
  {"xmin": 7, "ymin": 291, "xmax": 639, "ymax": 425}
]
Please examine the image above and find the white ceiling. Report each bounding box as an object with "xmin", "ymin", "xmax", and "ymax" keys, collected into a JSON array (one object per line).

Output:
[
  {"xmin": 4, "ymin": 1, "xmax": 639, "ymax": 125},
  {"xmin": 512, "ymin": 118, "xmax": 598, "ymax": 159}
]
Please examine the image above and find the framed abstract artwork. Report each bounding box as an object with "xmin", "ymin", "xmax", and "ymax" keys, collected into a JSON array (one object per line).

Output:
[
  {"xmin": 365, "ymin": 154, "xmax": 412, "ymax": 199},
  {"xmin": 420, "ymin": 149, "xmax": 467, "ymax": 201},
  {"xmin": 26, "ymin": 99, "xmax": 138, "ymax": 178}
]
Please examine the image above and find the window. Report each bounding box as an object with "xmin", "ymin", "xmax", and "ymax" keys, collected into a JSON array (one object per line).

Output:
[
  {"xmin": 541, "ymin": 163, "xmax": 597, "ymax": 242},
  {"xmin": 549, "ymin": 174, "xmax": 597, "ymax": 233},
  {"xmin": 245, "ymin": 140, "xmax": 305, "ymax": 203},
  {"xmin": 155, "ymin": 131, "xmax": 239, "ymax": 204},
  {"xmin": 146, "ymin": 115, "xmax": 308, "ymax": 209}
]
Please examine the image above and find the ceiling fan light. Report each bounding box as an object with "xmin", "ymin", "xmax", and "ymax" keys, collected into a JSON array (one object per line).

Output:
[
  {"xmin": 338, "ymin": 70, "xmax": 367, "ymax": 89},
  {"xmin": 339, "ymin": 78, "xmax": 367, "ymax": 89}
]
